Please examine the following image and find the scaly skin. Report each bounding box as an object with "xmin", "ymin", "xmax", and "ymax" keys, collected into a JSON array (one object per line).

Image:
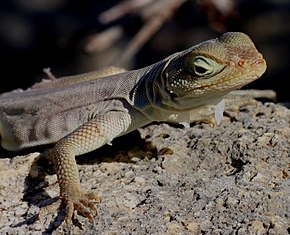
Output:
[{"xmin": 0, "ymin": 32, "xmax": 266, "ymax": 224}]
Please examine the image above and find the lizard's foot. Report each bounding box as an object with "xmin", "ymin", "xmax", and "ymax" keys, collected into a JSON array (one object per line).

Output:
[{"xmin": 38, "ymin": 190, "xmax": 101, "ymax": 224}]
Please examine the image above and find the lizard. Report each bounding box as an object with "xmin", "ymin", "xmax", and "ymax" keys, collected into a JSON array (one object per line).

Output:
[{"xmin": 0, "ymin": 32, "xmax": 267, "ymax": 224}]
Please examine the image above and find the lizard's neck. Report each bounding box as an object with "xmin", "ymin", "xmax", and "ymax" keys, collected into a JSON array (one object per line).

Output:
[{"xmin": 130, "ymin": 61, "xmax": 189, "ymax": 121}]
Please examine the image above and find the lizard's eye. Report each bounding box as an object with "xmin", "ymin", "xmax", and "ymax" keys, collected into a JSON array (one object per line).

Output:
[{"xmin": 192, "ymin": 56, "xmax": 220, "ymax": 77}]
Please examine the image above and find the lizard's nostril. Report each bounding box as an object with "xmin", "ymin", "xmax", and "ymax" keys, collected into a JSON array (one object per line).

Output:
[
  {"xmin": 254, "ymin": 58, "xmax": 265, "ymax": 65},
  {"xmin": 238, "ymin": 59, "xmax": 245, "ymax": 67}
]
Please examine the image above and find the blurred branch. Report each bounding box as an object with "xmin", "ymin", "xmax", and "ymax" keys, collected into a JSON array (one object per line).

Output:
[
  {"xmin": 98, "ymin": 0, "xmax": 154, "ymax": 24},
  {"xmin": 85, "ymin": 26, "xmax": 124, "ymax": 53},
  {"xmin": 86, "ymin": 0, "xmax": 187, "ymax": 67},
  {"xmin": 114, "ymin": 0, "xmax": 187, "ymax": 66},
  {"xmin": 85, "ymin": 0, "xmax": 237, "ymax": 67}
]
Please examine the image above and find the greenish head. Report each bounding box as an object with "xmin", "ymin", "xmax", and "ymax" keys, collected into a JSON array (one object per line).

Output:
[{"xmin": 161, "ymin": 32, "xmax": 267, "ymax": 110}]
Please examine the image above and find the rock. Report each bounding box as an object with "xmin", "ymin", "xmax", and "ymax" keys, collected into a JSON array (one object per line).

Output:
[{"xmin": 0, "ymin": 102, "xmax": 289, "ymax": 234}]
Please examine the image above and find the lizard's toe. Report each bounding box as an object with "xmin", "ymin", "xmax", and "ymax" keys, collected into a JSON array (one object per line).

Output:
[
  {"xmin": 87, "ymin": 192, "xmax": 102, "ymax": 202},
  {"xmin": 38, "ymin": 200, "xmax": 62, "ymax": 222},
  {"xmin": 65, "ymin": 202, "xmax": 74, "ymax": 224}
]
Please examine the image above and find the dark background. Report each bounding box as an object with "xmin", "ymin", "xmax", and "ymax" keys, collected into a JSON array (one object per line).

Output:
[{"xmin": 0, "ymin": 0, "xmax": 289, "ymax": 102}]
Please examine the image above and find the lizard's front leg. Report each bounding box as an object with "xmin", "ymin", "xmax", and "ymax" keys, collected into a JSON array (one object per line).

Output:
[{"xmin": 39, "ymin": 111, "xmax": 131, "ymax": 224}]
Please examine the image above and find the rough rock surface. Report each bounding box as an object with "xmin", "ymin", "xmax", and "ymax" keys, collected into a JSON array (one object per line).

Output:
[{"xmin": 0, "ymin": 102, "xmax": 289, "ymax": 235}]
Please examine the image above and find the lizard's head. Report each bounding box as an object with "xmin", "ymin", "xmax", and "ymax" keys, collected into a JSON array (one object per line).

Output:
[{"xmin": 162, "ymin": 32, "xmax": 267, "ymax": 110}]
